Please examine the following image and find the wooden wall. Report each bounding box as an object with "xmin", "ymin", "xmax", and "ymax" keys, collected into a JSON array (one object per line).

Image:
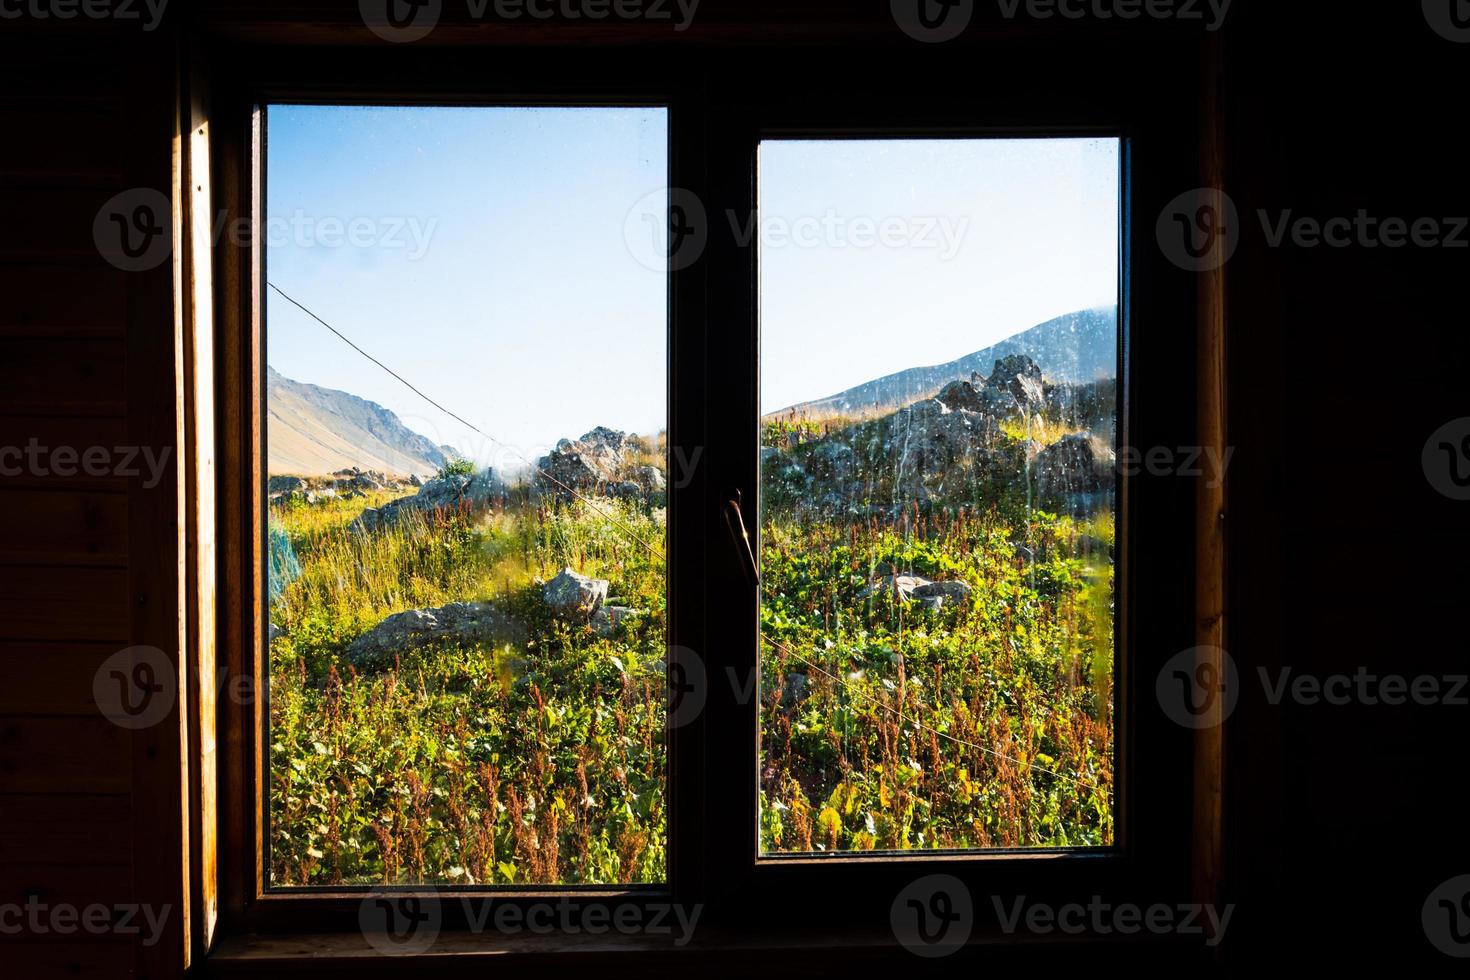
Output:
[
  {"xmin": 1, "ymin": 2, "xmax": 1466, "ymax": 977},
  {"xmin": 0, "ymin": 25, "xmax": 186, "ymax": 980}
]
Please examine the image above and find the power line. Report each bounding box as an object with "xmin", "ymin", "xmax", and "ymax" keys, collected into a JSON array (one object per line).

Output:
[
  {"xmin": 267, "ymin": 281, "xmax": 1100, "ymax": 793},
  {"xmin": 267, "ymin": 281, "xmax": 663, "ymax": 558}
]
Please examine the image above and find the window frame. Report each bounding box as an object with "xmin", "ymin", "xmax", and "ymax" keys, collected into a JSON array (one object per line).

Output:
[{"xmin": 203, "ymin": 36, "xmax": 1221, "ymax": 953}]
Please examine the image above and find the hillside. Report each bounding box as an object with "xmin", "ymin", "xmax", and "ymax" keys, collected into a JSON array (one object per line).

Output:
[
  {"xmin": 267, "ymin": 366, "xmax": 456, "ymax": 478},
  {"xmin": 770, "ymin": 306, "xmax": 1117, "ymax": 419}
]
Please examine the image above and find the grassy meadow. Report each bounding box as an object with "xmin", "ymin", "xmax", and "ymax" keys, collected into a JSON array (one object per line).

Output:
[{"xmin": 269, "ymin": 413, "xmax": 1114, "ymax": 885}]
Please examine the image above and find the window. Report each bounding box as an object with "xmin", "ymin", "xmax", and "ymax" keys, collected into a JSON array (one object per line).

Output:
[
  {"xmin": 263, "ymin": 105, "xmax": 670, "ymax": 887},
  {"xmin": 205, "ymin": 39, "xmax": 1216, "ymax": 954},
  {"xmin": 756, "ymin": 138, "xmax": 1119, "ymax": 856}
]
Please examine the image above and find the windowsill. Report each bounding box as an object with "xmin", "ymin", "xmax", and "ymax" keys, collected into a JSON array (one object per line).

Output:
[{"xmin": 207, "ymin": 923, "xmax": 1214, "ymax": 974}]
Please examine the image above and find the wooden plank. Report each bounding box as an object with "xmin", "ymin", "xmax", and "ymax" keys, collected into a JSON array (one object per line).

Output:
[
  {"xmin": 0, "ymin": 185, "xmax": 131, "ymax": 263},
  {"xmin": 0, "ymin": 104, "xmax": 127, "ymax": 177},
  {"xmin": 183, "ymin": 54, "xmax": 219, "ymax": 959},
  {"xmin": 0, "ymin": 337, "xmax": 127, "ymax": 415},
  {"xmin": 0, "ymin": 489, "xmax": 128, "ymax": 561},
  {"xmin": 0, "ymin": 264, "xmax": 128, "ymax": 336},
  {"xmin": 0, "ymin": 793, "xmax": 132, "ymax": 866},
  {"xmin": 0, "ymin": 715, "xmax": 130, "ymax": 794},
  {"xmin": 0, "ymin": 940, "xmax": 134, "ymax": 980},
  {"xmin": 1192, "ymin": 32, "xmax": 1228, "ymax": 944},
  {"xmin": 126, "ymin": 31, "xmax": 191, "ymax": 979},
  {"xmin": 0, "ymin": 863, "xmax": 134, "ymax": 912},
  {"xmin": 0, "ymin": 642, "xmax": 125, "ymax": 714},
  {"xmin": 0, "ymin": 566, "xmax": 129, "ymax": 642}
]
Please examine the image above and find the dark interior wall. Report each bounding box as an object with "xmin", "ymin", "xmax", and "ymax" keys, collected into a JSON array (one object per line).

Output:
[
  {"xmin": 1223, "ymin": 4, "xmax": 1469, "ymax": 968},
  {"xmin": 0, "ymin": 2, "xmax": 1464, "ymax": 976}
]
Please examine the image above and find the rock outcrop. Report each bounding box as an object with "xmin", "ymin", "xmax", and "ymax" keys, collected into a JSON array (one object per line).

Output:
[
  {"xmin": 348, "ymin": 469, "xmax": 504, "ymax": 533},
  {"xmin": 347, "ymin": 601, "xmax": 526, "ymax": 669}
]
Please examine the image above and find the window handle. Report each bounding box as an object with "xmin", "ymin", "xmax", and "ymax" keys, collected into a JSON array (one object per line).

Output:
[{"xmin": 723, "ymin": 491, "xmax": 760, "ymax": 587}]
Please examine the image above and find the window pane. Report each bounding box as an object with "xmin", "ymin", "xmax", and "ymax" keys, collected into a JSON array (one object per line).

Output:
[
  {"xmin": 758, "ymin": 138, "xmax": 1118, "ymax": 854},
  {"xmin": 265, "ymin": 106, "xmax": 668, "ymax": 886}
]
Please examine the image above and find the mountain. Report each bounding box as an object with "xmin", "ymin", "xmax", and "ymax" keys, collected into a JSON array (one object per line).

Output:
[
  {"xmin": 770, "ymin": 307, "xmax": 1117, "ymax": 419},
  {"xmin": 267, "ymin": 367, "xmax": 456, "ymax": 478}
]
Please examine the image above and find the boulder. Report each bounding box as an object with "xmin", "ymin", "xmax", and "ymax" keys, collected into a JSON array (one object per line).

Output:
[
  {"xmin": 347, "ymin": 601, "xmax": 526, "ymax": 668},
  {"xmin": 543, "ymin": 568, "xmax": 609, "ymax": 621},
  {"xmin": 349, "ymin": 469, "xmax": 503, "ymax": 533},
  {"xmin": 912, "ymin": 580, "xmax": 972, "ymax": 605},
  {"xmin": 536, "ymin": 428, "xmax": 633, "ymax": 497},
  {"xmin": 590, "ymin": 605, "xmax": 638, "ymax": 637},
  {"xmin": 1031, "ymin": 433, "xmax": 1116, "ymax": 510}
]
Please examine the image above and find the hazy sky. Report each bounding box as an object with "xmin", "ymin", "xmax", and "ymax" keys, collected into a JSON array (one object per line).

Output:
[{"xmin": 266, "ymin": 107, "xmax": 1117, "ymax": 465}]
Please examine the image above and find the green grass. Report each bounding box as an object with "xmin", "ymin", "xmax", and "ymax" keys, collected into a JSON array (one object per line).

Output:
[{"xmin": 269, "ymin": 439, "xmax": 1114, "ymax": 883}]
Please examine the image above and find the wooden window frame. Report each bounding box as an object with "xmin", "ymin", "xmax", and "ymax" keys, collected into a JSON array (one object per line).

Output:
[{"xmin": 197, "ymin": 33, "xmax": 1226, "ymax": 963}]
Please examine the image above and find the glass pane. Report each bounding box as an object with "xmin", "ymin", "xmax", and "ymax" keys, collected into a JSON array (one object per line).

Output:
[
  {"xmin": 758, "ymin": 138, "xmax": 1118, "ymax": 854},
  {"xmin": 265, "ymin": 106, "xmax": 668, "ymax": 886}
]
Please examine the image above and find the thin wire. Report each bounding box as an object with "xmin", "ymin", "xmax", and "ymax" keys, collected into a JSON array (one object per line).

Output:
[
  {"xmin": 267, "ymin": 281, "xmax": 1099, "ymax": 791},
  {"xmin": 267, "ymin": 281, "xmax": 664, "ymax": 558}
]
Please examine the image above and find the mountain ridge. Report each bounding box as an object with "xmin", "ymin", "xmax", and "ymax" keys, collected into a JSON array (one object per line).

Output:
[
  {"xmin": 267, "ymin": 366, "xmax": 456, "ymax": 478},
  {"xmin": 769, "ymin": 306, "xmax": 1117, "ymax": 419}
]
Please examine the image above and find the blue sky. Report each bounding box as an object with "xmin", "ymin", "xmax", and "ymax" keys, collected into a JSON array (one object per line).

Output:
[{"xmin": 266, "ymin": 107, "xmax": 1117, "ymax": 465}]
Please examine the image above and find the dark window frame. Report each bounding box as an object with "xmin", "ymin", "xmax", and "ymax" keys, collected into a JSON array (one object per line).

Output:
[{"xmin": 205, "ymin": 35, "xmax": 1219, "ymax": 955}]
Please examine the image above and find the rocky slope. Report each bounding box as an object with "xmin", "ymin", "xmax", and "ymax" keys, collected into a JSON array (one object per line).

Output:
[
  {"xmin": 267, "ymin": 366, "xmax": 459, "ymax": 478},
  {"xmin": 770, "ymin": 306, "xmax": 1116, "ymax": 419}
]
